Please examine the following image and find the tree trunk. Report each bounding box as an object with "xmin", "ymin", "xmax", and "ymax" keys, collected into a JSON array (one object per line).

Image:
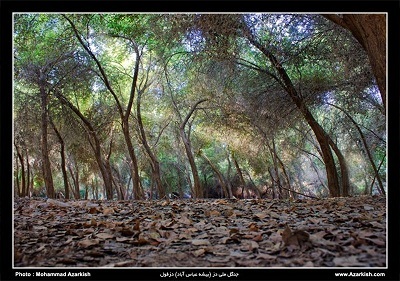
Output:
[
  {"xmin": 84, "ymin": 185, "xmax": 89, "ymax": 200},
  {"xmin": 112, "ymin": 165, "xmax": 128, "ymax": 200},
  {"xmin": 180, "ymin": 128, "xmax": 202, "ymax": 198},
  {"xmin": 68, "ymin": 163, "xmax": 80, "ymax": 199},
  {"xmin": 15, "ymin": 150, "xmax": 21, "ymax": 197},
  {"xmin": 225, "ymin": 150, "xmax": 234, "ymax": 199},
  {"xmin": 268, "ymin": 168, "xmax": 276, "ymax": 199},
  {"xmin": 60, "ymin": 144, "xmax": 70, "ymax": 199},
  {"xmin": 15, "ymin": 145, "xmax": 26, "ymax": 197},
  {"xmin": 300, "ymin": 107, "xmax": 341, "ymax": 197},
  {"xmin": 121, "ymin": 124, "xmax": 142, "ymax": 200},
  {"xmin": 50, "ymin": 118, "xmax": 70, "ymax": 199},
  {"xmin": 270, "ymin": 139, "xmax": 283, "ymax": 198},
  {"xmin": 370, "ymin": 156, "xmax": 386, "ymax": 195},
  {"xmin": 111, "ymin": 170, "xmax": 122, "ymax": 200},
  {"xmin": 327, "ymin": 138, "xmax": 350, "ymax": 197},
  {"xmin": 243, "ymin": 170, "xmax": 262, "ymax": 198},
  {"xmin": 185, "ymin": 163, "xmax": 194, "ymax": 196},
  {"xmin": 39, "ymin": 74, "xmax": 55, "ymax": 199},
  {"xmin": 26, "ymin": 150, "xmax": 31, "ymax": 197},
  {"xmin": 232, "ymin": 152, "xmax": 249, "ymax": 198},
  {"xmin": 94, "ymin": 177, "xmax": 99, "ymax": 200},
  {"xmin": 323, "ymin": 14, "xmax": 386, "ymax": 114}
]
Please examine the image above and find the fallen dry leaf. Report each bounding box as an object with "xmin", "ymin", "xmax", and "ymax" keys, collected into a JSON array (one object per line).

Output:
[
  {"xmin": 96, "ymin": 233, "xmax": 114, "ymax": 240},
  {"xmin": 281, "ymin": 225, "xmax": 309, "ymax": 247},
  {"xmin": 78, "ymin": 239, "xmax": 99, "ymax": 248},
  {"xmin": 191, "ymin": 239, "xmax": 211, "ymax": 246}
]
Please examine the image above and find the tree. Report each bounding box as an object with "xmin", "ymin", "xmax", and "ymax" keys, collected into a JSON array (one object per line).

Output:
[
  {"xmin": 53, "ymin": 88, "xmax": 115, "ymax": 199},
  {"xmin": 239, "ymin": 16, "xmax": 351, "ymax": 197},
  {"xmin": 63, "ymin": 14, "xmax": 169, "ymax": 200},
  {"xmin": 14, "ymin": 14, "xmax": 77, "ymax": 198},
  {"xmin": 327, "ymin": 102, "xmax": 385, "ymax": 195},
  {"xmin": 177, "ymin": 99, "xmax": 208, "ymax": 199}
]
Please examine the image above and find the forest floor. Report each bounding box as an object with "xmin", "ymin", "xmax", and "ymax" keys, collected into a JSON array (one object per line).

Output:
[{"xmin": 14, "ymin": 195, "xmax": 386, "ymax": 268}]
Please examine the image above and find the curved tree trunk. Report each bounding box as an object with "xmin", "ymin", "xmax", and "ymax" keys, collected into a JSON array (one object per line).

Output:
[
  {"xmin": 243, "ymin": 170, "xmax": 262, "ymax": 199},
  {"xmin": 180, "ymin": 127, "xmax": 202, "ymax": 198},
  {"xmin": 323, "ymin": 14, "xmax": 386, "ymax": 114},
  {"xmin": 255, "ymin": 125, "xmax": 292, "ymax": 198},
  {"xmin": 111, "ymin": 166, "xmax": 123, "ymax": 200},
  {"xmin": 286, "ymin": 89, "xmax": 341, "ymax": 198},
  {"xmin": 225, "ymin": 150, "xmax": 234, "ymax": 199},
  {"xmin": 68, "ymin": 163, "xmax": 80, "ymax": 199},
  {"xmin": 122, "ymin": 124, "xmax": 142, "ymax": 200},
  {"xmin": 328, "ymin": 138, "xmax": 350, "ymax": 197},
  {"xmin": 232, "ymin": 152, "xmax": 250, "ymax": 198},
  {"xmin": 50, "ymin": 117, "xmax": 70, "ymax": 199},
  {"xmin": 267, "ymin": 168, "xmax": 276, "ymax": 199}
]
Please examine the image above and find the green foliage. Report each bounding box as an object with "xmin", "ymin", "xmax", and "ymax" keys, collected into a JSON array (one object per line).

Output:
[{"xmin": 13, "ymin": 13, "xmax": 386, "ymax": 199}]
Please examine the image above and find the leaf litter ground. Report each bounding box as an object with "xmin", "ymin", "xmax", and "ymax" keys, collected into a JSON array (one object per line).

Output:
[{"xmin": 14, "ymin": 195, "xmax": 386, "ymax": 267}]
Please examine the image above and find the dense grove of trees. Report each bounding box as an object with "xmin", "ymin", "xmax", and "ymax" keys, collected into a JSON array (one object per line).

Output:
[{"xmin": 13, "ymin": 13, "xmax": 386, "ymax": 200}]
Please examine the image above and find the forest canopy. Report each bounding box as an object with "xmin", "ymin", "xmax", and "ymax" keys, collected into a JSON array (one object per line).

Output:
[{"xmin": 13, "ymin": 13, "xmax": 386, "ymax": 200}]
